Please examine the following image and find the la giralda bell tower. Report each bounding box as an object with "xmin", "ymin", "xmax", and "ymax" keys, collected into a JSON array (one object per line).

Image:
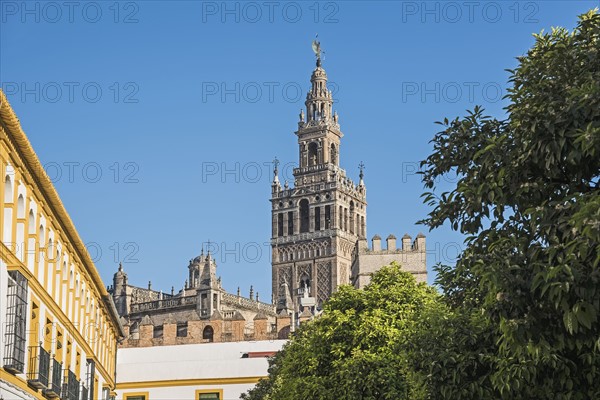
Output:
[{"xmin": 270, "ymin": 42, "xmax": 367, "ymax": 313}]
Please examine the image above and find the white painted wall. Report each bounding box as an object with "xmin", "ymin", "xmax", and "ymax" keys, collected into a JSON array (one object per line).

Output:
[{"xmin": 116, "ymin": 340, "xmax": 286, "ymax": 400}]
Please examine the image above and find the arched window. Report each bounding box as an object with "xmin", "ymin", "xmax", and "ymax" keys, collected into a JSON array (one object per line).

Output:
[
  {"xmin": 17, "ymin": 195, "xmax": 24, "ymax": 218},
  {"xmin": 299, "ymin": 274, "xmax": 310, "ymax": 295},
  {"xmin": 39, "ymin": 224, "xmax": 45, "ymax": 246},
  {"xmin": 4, "ymin": 175, "xmax": 13, "ymax": 203},
  {"xmin": 299, "ymin": 199, "xmax": 309, "ymax": 233},
  {"xmin": 308, "ymin": 142, "xmax": 318, "ymax": 167},
  {"xmin": 277, "ymin": 213, "xmax": 284, "ymax": 237},
  {"xmin": 203, "ymin": 325, "xmax": 214, "ymax": 342},
  {"xmin": 344, "ymin": 208, "xmax": 348, "ymax": 231},
  {"xmin": 28, "ymin": 210, "xmax": 35, "ymax": 234},
  {"xmin": 47, "ymin": 238, "xmax": 53, "ymax": 261},
  {"xmin": 349, "ymin": 202, "xmax": 355, "ymax": 234},
  {"xmin": 314, "ymin": 206, "xmax": 321, "ymax": 230},
  {"xmin": 330, "ymin": 144, "xmax": 337, "ymax": 165},
  {"xmin": 361, "ymin": 216, "xmax": 366, "ymax": 237}
]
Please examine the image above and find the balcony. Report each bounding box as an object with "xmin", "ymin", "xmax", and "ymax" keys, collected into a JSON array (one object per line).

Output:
[
  {"xmin": 27, "ymin": 344, "xmax": 50, "ymax": 389},
  {"xmin": 43, "ymin": 358, "xmax": 63, "ymax": 398},
  {"xmin": 61, "ymin": 369, "xmax": 80, "ymax": 400},
  {"xmin": 81, "ymin": 384, "xmax": 89, "ymax": 400}
]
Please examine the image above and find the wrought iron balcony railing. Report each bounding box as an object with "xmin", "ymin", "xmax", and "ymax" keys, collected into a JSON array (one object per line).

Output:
[
  {"xmin": 43, "ymin": 358, "xmax": 62, "ymax": 398},
  {"xmin": 27, "ymin": 344, "xmax": 50, "ymax": 389},
  {"xmin": 81, "ymin": 384, "xmax": 89, "ymax": 400},
  {"xmin": 62, "ymin": 369, "xmax": 80, "ymax": 400}
]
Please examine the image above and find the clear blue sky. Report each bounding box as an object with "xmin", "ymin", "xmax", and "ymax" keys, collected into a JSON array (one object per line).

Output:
[{"xmin": 1, "ymin": 0, "xmax": 597, "ymax": 299}]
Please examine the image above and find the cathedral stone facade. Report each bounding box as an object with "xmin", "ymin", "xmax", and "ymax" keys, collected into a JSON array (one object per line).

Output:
[
  {"xmin": 109, "ymin": 252, "xmax": 280, "ymax": 347},
  {"xmin": 109, "ymin": 48, "xmax": 427, "ymax": 347}
]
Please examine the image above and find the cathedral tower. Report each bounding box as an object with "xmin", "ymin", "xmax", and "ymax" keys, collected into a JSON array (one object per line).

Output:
[{"xmin": 270, "ymin": 45, "xmax": 367, "ymax": 313}]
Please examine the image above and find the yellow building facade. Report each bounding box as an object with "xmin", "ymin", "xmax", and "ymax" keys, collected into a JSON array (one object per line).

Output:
[{"xmin": 0, "ymin": 89, "xmax": 124, "ymax": 400}]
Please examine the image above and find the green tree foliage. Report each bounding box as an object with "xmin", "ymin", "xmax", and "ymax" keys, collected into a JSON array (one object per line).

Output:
[
  {"xmin": 420, "ymin": 9, "xmax": 600, "ymax": 399},
  {"xmin": 241, "ymin": 264, "xmax": 441, "ymax": 400}
]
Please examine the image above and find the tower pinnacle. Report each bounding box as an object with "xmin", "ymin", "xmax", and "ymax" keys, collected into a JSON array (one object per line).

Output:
[
  {"xmin": 272, "ymin": 156, "xmax": 280, "ymax": 184},
  {"xmin": 359, "ymin": 161, "xmax": 365, "ymax": 186},
  {"xmin": 303, "ymin": 40, "xmax": 334, "ymax": 127}
]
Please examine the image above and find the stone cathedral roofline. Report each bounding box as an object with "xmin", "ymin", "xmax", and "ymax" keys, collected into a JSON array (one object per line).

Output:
[{"xmin": 110, "ymin": 247, "xmax": 276, "ymax": 321}]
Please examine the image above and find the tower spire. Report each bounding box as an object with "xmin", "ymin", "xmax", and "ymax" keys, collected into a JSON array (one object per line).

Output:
[{"xmin": 304, "ymin": 38, "xmax": 333, "ymax": 127}]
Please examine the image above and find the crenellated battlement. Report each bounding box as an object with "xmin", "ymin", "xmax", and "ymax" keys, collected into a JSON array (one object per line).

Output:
[
  {"xmin": 351, "ymin": 233, "xmax": 427, "ymax": 288},
  {"xmin": 359, "ymin": 233, "xmax": 426, "ymax": 254}
]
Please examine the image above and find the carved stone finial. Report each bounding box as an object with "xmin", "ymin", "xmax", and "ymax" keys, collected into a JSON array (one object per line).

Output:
[{"xmin": 273, "ymin": 156, "xmax": 280, "ymax": 176}]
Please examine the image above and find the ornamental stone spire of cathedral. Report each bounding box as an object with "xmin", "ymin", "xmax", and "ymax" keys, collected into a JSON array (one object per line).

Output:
[{"xmin": 272, "ymin": 157, "xmax": 281, "ymax": 196}]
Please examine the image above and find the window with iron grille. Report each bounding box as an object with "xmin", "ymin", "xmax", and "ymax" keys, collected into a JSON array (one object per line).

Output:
[
  {"xmin": 102, "ymin": 387, "xmax": 111, "ymax": 400},
  {"xmin": 3, "ymin": 270, "xmax": 28, "ymax": 374}
]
